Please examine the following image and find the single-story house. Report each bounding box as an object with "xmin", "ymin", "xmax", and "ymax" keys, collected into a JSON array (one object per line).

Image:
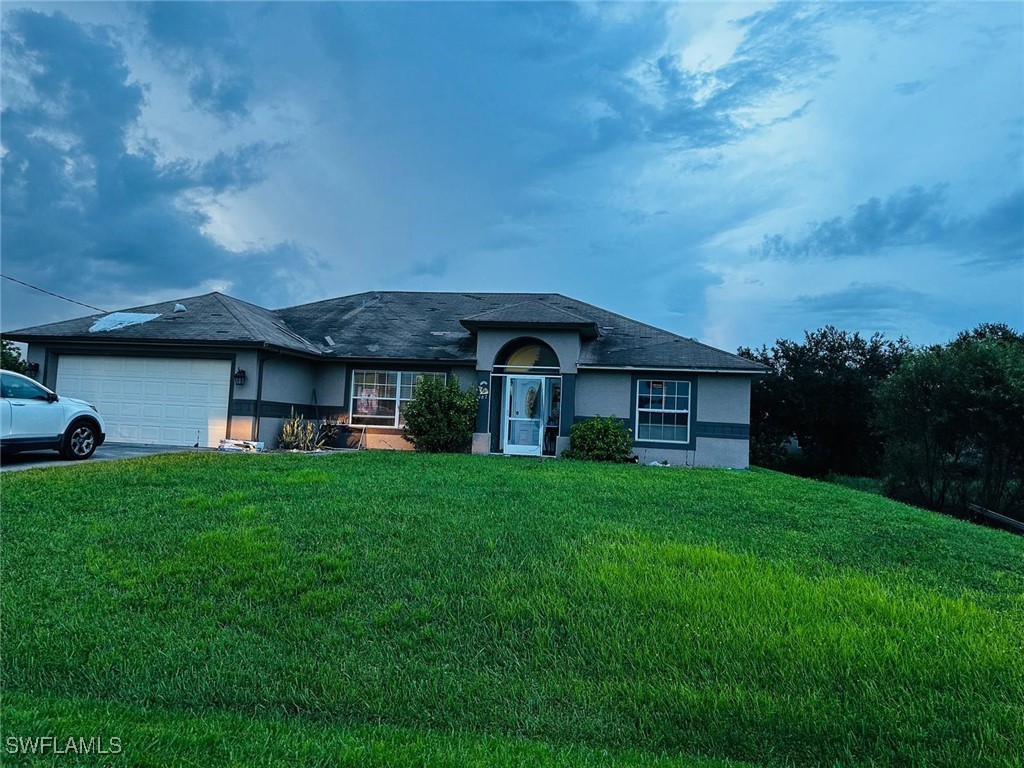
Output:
[{"xmin": 5, "ymin": 291, "xmax": 765, "ymax": 466}]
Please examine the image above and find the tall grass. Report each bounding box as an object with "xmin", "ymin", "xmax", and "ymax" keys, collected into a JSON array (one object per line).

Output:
[{"xmin": 3, "ymin": 452, "xmax": 1022, "ymax": 767}]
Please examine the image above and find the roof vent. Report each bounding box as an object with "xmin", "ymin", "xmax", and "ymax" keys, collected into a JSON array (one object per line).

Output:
[
  {"xmin": 173, "ymin": 303, "xmax": 187, "ymax": 313},
  {"xmin": 324, "ymin": 335, "xmax": 335, "ymax": 346}
]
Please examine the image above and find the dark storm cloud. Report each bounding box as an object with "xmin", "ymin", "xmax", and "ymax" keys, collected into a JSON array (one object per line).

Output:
[
  {"xmin": 792, "ymin": 282, "xmax": 936, "ymax": 318},
  {"xmin": 140, "ymin": 2, "xmax": 253, "ymax": 122},
  {"xmin": 782, "ymin": 283, "xmax": 940, "ymax": 340},
  {"xmin": 307, "ymin": 1, "xmax": 857, "ymax": 177},
  {"xmin": 0, "ymin": 9, "xmax": 307, "ymax": 326},
  {"xmin": 756, "ymin": 185, "xmax": 951, "ymax": 260},
  {"xmin": 963, "ymin": 188, "xmax": 1024, "ymax": 268},
  {"xmin": 753, "ymin": 185, "xmax": 1024, "ymax": 267}
]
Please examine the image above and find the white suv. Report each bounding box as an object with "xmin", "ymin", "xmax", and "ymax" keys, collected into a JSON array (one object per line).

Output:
[{"xmin": 0, "ymin": 369, "xmax": 106, "ymax": 460}]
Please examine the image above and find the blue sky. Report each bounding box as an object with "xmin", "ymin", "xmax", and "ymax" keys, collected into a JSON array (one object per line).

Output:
[{"xmin": 2, "ymin": 1, "xmax": 1021, "ymax": 351}]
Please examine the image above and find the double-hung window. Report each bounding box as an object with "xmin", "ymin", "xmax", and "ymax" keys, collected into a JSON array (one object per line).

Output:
[
  {"xmin": 636, "ymin": 379, "xmax": 690, "ymax": 443},
  {"xmin": 350, "ymin": 370, "xmax": 446, "ymax": 428}
]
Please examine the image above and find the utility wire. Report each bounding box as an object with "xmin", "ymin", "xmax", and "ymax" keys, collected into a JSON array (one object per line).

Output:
[{"xmin": 1, "ymin": 274, "xmax": 107, "ymax": 313}]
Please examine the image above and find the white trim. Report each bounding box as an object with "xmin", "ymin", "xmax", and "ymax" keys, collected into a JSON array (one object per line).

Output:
[
  {"xmin": 635, "ymin": 378, "xmax": 691, "ymax": 444},
  {"xmin": 492, "ymin": 365, "xmax": 561, "ymax": 372},
  {"xmin": 349, "ymin": 370, "xmax": 446, "ymax": 428}
]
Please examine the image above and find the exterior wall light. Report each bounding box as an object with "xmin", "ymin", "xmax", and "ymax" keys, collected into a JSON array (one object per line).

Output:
[
  {"xmin": 477, "ymin": 381, "xmax": 489, "ymax": 398},
  {"xmin": 234, "ymin": 368, "xmax": 247, "ymax": 387},
  {"xmin": 26, "ymin": 362, "xmax": 40, "ymax": 376}
]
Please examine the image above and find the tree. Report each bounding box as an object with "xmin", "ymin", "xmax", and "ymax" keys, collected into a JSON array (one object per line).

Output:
[
  {"xmin": 1, "ymin": 339, "xmax": 28, "ymax": 373},
  {"xmin": 739, "ymin": 326, "xmax": 911, "ymax": 476},
  {"xmin": 876, "ymin": 328, "xmax": 1024, "ymax": 519},
  {"xmin": 402, "ymin": 376, "xmax": 478, "ymax": 453}
]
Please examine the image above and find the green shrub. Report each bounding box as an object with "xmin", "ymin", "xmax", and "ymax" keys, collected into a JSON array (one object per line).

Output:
[
  {"xmin": 279, "ymin": 411, "xmax": 338, "ymax": 451},
  {"xmin": 402, "ymin": 376, "xmax": 477, "ymax": 453},
  {"xmin": 563, "ymin": 415, "xmax": 633, "ymax": 462},
  {"xmin": 1, "ymin": 338, "xmax": 27, "ymax": 374}
]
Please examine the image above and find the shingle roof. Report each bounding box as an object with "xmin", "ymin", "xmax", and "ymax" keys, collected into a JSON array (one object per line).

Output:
[
  {"xmin": 5, "ymin": 292, "xmax": 322, "ymax": 356},
  {"xmin": 462, "ymin": 300, "xmax": 595, "ymax": 324},
  {"xmin": 276, "ymin": 291, "xmax": 762, "ymax": 371},
  {"xmin": 7, "ymin": 291, "xmax": 764, "ymax": 372}
]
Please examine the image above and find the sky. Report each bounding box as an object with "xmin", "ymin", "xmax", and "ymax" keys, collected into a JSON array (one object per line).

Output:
[{"xmin": 1, "ymin": 1, "xmax": 1021, "ymax": 352}]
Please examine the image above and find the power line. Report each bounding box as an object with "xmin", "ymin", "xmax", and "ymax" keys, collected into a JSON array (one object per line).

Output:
[{"xmin": 1, "ymin": 274, "xmax": 107, "ymax": 313}]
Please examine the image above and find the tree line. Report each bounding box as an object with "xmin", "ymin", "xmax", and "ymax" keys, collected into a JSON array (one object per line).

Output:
[{"xmin": 738, "ymin": 323, "xmax": 1024, "ymax": 523}]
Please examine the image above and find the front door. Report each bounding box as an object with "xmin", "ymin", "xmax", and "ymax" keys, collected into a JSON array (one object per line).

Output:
[{"xmin": 503, "ymin": 376, "xmax": 543, "ymax": 455}]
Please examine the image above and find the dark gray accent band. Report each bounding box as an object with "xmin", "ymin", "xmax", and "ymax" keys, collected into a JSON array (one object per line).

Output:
[
  {"xmin": 694, "ymin": 422, "xmax": 750, "ymax": 440},
  {"xmin": 232, "ymin": 399, "xmax": 345, "ymax": 419}
]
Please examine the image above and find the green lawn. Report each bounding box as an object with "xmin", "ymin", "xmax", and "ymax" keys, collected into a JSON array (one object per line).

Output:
[{"xmin": 2, "ymin": 452, "xmax": 1022, "ymax": 767}]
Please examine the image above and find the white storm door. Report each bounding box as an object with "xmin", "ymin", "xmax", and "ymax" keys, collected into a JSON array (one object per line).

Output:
[{"xmin": 503, "ymin": 376, "xmax": 543, "ymax": 456}]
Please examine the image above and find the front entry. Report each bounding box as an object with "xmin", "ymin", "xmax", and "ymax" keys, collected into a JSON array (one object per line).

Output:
[{"xmin": 503, "ymin": 376, "xmax": 544, "ymax": 455}]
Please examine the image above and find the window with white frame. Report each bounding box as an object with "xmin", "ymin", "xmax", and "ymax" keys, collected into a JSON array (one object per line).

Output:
[
  {"xmin": 636, "ymin": 379, "xmax": 690, "ymax": 443},
  {"xmin": 350, "ymin": 370, "xmax": 446, "ymax": 427}
]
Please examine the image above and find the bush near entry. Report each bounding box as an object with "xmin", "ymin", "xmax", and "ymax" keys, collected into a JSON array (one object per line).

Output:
[
  {"xmin": 402, "ymin": 376, "xmax": 477, "ymax": 453},
  {"xmin": 563, "ymin": 415, "xmax": 633, "ymax": 462}
]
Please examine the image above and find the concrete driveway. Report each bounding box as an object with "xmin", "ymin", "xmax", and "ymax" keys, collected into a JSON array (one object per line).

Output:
[{"xmin": 0, "ymin": 443, "xmax": 204, "ymax": 472}]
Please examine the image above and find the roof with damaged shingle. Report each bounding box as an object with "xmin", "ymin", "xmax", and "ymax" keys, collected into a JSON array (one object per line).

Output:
[
  {"xmin": 8, "ymin": 291, "xmax": 764, "ymax": 372},
  {"xmin": 5, "ymin": 292, "xmax": 323, "ymax": 356}
]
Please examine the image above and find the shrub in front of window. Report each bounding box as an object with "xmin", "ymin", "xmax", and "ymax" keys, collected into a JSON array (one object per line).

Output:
[
  {"xmin": 402, "ymin": 376, "xmax": 477, "ymax": 453},
  {"xmin": 563, "ymin": 415, "xmax": 633, "ymax": 463}
]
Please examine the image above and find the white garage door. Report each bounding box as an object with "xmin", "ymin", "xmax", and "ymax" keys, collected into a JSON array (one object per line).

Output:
[{"xmin": 56, "ymin": 356, "xmax": 231, "ymax": 448}]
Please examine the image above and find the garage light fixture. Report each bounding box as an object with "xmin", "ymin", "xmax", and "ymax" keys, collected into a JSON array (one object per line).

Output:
[
  {"xmin": 26, "ymin": 362, "xmax": 40, "ymax": 376},
  {"xmin": 233, "ymin": 368, "xmax": 247, "ymax": 387}
]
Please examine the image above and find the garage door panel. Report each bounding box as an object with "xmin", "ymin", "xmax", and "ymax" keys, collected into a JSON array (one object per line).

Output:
[
  {"xmin": 139, "ymin": 425, "xmax": 163, "ymax": 442},
  {"xmin": 160, "ymin": 427, "xmax": 186, "ymax": 444},
  {"xmin": 116, "ymin": 424, "xmax": 140, "ymax": 442},
  {"xmin": 56, "ymin": 356, "xmax": 231, "ymax": 448}
]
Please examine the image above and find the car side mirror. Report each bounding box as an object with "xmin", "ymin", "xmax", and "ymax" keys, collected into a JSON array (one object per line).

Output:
[{"xmin": 47, "ymin": 392, "xmax": 59, "ymax": 403}]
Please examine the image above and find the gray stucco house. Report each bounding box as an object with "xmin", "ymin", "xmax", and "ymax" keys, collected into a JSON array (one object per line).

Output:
[{"xmin": 6, "ymin": 291, "xmax": 765, "ymax": 467}]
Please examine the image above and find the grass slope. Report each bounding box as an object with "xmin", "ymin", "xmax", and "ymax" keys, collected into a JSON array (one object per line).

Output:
[{"xmin": 2, "ymin": 452, "xmax": 1022, "ymax": 767}]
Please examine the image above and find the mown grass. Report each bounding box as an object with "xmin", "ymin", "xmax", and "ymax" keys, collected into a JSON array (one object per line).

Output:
[
  {"xmin": 824, "ymin": 474, "xmax": 883, "ymax": 496},
  {"xmin": 2, "ymin": 452, "xmax": 1022, "ymax": 767}
]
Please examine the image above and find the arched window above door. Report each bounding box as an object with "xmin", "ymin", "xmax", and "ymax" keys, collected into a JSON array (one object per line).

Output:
[{"xmin": 494, "ymin": 339, "xmax": 559, "ymax": 373}]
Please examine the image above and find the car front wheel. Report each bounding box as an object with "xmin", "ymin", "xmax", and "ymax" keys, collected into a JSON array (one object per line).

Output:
[{"xmin": 61, "ymin": 420, "xmax": 99, "ymax": 460}]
